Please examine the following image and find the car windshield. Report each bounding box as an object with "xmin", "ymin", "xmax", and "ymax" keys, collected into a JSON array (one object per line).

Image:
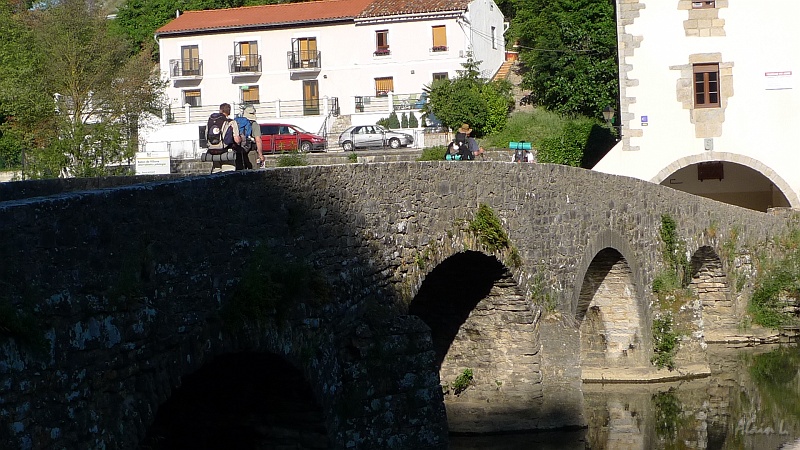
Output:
[
  {"xmin": 292, "ymin": 126, "xmax": 309, "ymax": 133},
  {"xmin": 375, "ymin": 125, "xmax": 387, "ymax": 132}
]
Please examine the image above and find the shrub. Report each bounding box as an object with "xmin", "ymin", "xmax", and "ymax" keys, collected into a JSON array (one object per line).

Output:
[
  {"xmin": 401, "ymin": 112, "xmax": 408, "ymax": 128},
  {"xmin": 387, "ymin": 111, "xmax": 400, "ymax": 129},
  {"xmin": 417, "ymin": 146, "xmax": 447, "ymax": 161},
  {"xmin": 276, "ymin": 151, "xmax": 308, "ymax": 167},
  {"xmin": 408, "ymin": 112, "xmax": 419, "ymax": 128}
]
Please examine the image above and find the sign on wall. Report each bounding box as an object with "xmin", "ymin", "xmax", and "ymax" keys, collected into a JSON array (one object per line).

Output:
[
  {"xmin": 135, "ymin": 151, "xmax": 171, "ymax": 175},
  {"xmin": 765, "ymin": 71, "xmax": 793, "ymax": 90}
]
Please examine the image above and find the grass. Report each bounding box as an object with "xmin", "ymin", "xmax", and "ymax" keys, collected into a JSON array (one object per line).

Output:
[{"xmin": 276, "ymin": 151, "xmax": 308, "ymax": 167}]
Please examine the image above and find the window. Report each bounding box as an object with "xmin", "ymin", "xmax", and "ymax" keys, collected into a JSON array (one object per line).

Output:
[
  {"xmin": 292, "ymin": 38, "xmax": 318, "ymax": 68},
  {"xmin": 181, "ymin": 45, "xmax": 200, "ymax": 75},
  {"xmin": 431, "ymin": 25, "xmax": 447, "ymax": 52},
  {"xmin": 692, "ymin": 0, "xmax": 715, "ymax": 8},
  {"xmin": 235, "ymin": 41, "xmax": 259, "ymax": 71},
  {"xmin": 432, "ymin": 72, "xmax": 448, "ymax": 81},
  {"xmin": 375, "ymin": 77, "xmax": 394, "ymax": 96},
  {"xmin": 241, "ymin": 85, "xmax": 259, "ymax": 105},
  {"xmin": 375, "ymin": 30, "xmax": 390, "ymax": 56},
  {"xmin": 183, "ymin": 89, "xmax": 201, "ymax": 107},
  {"xmin": 491, "ymin": 26, "xmax": 497, "ymax": 49},
  {"xmin": 694, "ymin": 63, "xmax": 720, "ymax": 108}
]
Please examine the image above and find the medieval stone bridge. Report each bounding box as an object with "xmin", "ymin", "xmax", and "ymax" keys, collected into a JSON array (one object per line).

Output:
[{"xmin": 0, "ymin": 162, "xmax": 791, "ymax": 449}]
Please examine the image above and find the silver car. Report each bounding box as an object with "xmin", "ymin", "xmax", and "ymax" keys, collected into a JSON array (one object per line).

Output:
[{"xmin": 338, "ymin": 125, "xmax": 413, "ymax": 151}]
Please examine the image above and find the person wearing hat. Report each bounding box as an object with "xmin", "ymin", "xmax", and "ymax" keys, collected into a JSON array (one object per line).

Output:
[{"xmin": 240, "ymin": 105, "xmax": 264, "ymax": 169}]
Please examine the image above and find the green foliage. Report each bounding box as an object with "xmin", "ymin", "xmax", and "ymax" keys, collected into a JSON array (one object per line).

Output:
[
  {"xmin": 652, "ymin": 388, "xmax": 687, "ymax": 442},
  {"xmin": 483, "ymin": 110, "xmax": 614, "ymax": 168},
  {"xmin": 347, "ymin": 152, "xmax": 358, "ymax": 163},
  {"xmin": 417, "ymin": 145, "xmax": 447, "ymax": 161},
  {"xmin": 514, "ymin": 0, "xmax": 619, "ymax": 117},
  {"xmin": 408, "ymin": 112, "xmax": 419, "ymax": 128},
  {"xmin": 222, "ymin": 246, "xmax": 330, "ymax": 330},
  {"xmin": 276, "ymin": 151, "xmax": 308, "ymax": 167},
  {"xmin": 651, "ymin": 313, "xmax": 679, "ymax": 370},
  {"xmin": 401, "ymin": 112, "xmax": 409, "ymax": 128},
  {"xmin": 422, "ymin": 53, "xmax": 513, "ymax": 136},
  {"xmin": 451, "ymin": 368, "xmax": 474, "ymax": 395},
  {"xmin": 468, "ymin": 204, "xmax": 512, "ymax": 253},
  {"xmin": 659, "ymin": 214, "xmax": 690, "ymax": 287},
  {"xmin": 386, "ymin": 111, "xmax": 401, "ymax": 129}
]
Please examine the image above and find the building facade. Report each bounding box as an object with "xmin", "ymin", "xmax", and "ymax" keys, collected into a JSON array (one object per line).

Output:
[
  {"xmin": 154, "ymin": 0, "xmax": 507, "ymax": 135},
  {"xmin": 594, "ymin": 0, "xmax": 800, "ymax": 212}
]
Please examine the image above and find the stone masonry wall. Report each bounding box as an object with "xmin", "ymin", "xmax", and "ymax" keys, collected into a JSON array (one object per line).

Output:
[{"xmin": 0, "ymin": 162, "xmax": 791, "ymax": 448}]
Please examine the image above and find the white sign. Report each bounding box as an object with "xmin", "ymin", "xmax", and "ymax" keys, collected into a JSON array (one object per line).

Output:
[
  {"xmin": 765, "ymin": 71, "xmax": 793, "ymax": 90},
  {"xmin": 135, "ymin": 151, "xmax": 171, "ymax": 175}
]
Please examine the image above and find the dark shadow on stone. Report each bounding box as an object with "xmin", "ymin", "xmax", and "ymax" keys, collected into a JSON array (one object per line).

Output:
[
  {"xmin": 140, "ymin": 352, "xmax": 328, "ymax": 450},
  {"xmin": 582, "ymin": 124, "xmax": 617, "ymax": 169},
  {"xmin": 408, "ymin": 251, "xmax": 506, "ymax": 369}
]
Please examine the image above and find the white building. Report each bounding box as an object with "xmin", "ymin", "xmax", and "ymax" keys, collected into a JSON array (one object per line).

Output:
[
  {"xmin": 594, "ymin": 0, "xmax": 800, "ymax": 212},
  {"xmin": 151, "ymin": 0, "xmax": 506, "ymax": 153}
]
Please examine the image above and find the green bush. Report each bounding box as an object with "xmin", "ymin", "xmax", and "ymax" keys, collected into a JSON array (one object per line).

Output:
[
  {"xmin": 408, "ymin": 112, "xmax": 419, "ymax": 128},
  {"xmin": 387, "ymin": 111, "xmax": 400, "ymax": 129},
  {"xmin": 276, "ymin": 151, "xmax": 308, "ymax": 167},
  {"xmin": 401, "ymin": 112, "xmax": 409, "ymax": 128},
  {"xmin": 417, "ymin": 146, "xmax": 447, "ymax": 161}
]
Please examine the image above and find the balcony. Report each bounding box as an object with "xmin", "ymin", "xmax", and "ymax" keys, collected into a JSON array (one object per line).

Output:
[
  {"xmin": 431, "ymin": 46, "xmax": 448, "ymax": 53},
  {"xmin": 373, "ymin": 48, "xmax": 391, "ymax": 57},
  {"xmin": 169, "ymin": 59, "xmax": 203, "ymax": 79},
  {"xmin": 228, "ymin": 54, "xmax": 262, "ymax": 75},
  {"xmin": 287, "ymin": 50, "xmax": 322, "ymax": 71}
]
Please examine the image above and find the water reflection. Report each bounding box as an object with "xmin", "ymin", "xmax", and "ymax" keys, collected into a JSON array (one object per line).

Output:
[{"xmin": 450, "ymin": 344, "xmax": 800, "ymax": 450}]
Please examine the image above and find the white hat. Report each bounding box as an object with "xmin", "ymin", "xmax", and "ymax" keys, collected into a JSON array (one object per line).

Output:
[{"xmin": 243, "ymin": 105, "xmax": 257, "ymax": 120}]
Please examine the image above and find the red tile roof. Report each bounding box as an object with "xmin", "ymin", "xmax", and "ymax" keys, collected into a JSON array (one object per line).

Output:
[
  {"xmin": 155, "ymin": 0, "xmax": 376, "ymax": 36},
  {"xmin": 358, "ymin": 0, "xmax": 470, "ymax": 18},
  {"xmin": 155, "ymin": 0, "xmax": 471, "ymax": 36}
]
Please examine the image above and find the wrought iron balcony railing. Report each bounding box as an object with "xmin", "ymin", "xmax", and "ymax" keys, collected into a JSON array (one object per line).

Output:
[
  {"xmin": 228, "ymin": 54, "xmax": 262, "ymax": 74},
  {"xmin": 287, "ymin": 50, "xmax": 322, "ymax": 70},
  {"xmin": 169, "ymin": 59, "xmax": 203, "ymax": 78}
]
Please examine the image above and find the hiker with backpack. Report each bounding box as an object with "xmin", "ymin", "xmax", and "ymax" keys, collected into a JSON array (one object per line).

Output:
[
  {"xmin": 203, "ymin": 103, "xmax": 241, "ymax": 172},
  {"xmin": 233, "ymin": 105, "xmax": 264, "ymax": 170}
]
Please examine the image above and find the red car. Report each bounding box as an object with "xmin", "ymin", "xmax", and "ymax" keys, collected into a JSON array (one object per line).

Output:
[{"xmin": 259, "ymin": 123, "xmax": 327, "ymax": 153}]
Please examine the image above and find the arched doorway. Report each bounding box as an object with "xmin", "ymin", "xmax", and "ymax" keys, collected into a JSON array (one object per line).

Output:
[{"xmin": 657, "ymin": 160, "xmax": 792, "ymax": 212}]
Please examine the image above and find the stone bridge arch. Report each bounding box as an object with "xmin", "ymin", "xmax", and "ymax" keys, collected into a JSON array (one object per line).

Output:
[{"xmin": 572, "ymin": 231, "xmax": 651, "ymax": 372}]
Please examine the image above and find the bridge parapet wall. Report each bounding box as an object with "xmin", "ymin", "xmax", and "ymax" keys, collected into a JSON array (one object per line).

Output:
[{"xmin": 0, "ymin": 162, "xmax": 792, "ymax": 448}]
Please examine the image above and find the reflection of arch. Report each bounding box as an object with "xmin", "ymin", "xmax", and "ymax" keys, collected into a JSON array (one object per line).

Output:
[{"xmin": 650, "ymin": 153, "xmax": 799, "ymax": 207}]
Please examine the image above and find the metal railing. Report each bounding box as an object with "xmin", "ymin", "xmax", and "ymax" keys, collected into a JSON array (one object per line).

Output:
[
  {"xmin": 169, "ymin": 59, "xmax": 203, "ymax": 78},
  {"xmin": 286, "ymin": 50, "xmax": 322, "ymax": 70},
  {"xmin": 228, "ymin": 54, "xmax": 262, "ymax": 74}
]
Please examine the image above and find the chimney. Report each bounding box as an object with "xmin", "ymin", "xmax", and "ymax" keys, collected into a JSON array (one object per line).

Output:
[{"xmin": 176, "ymin": 9, "xmax": 180, "ymax": 18}]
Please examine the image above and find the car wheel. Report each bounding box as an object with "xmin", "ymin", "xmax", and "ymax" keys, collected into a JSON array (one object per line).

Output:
[
  {"xmin": 389, "ymin": 138, "xmax": 401, "ymax": 149},
  {"xmin": 300, "ymin": 141, "xmax": 312, "ymax": 152},
  {"xmin": 342, "ymin": 141, "xmax": 354, "ymax": 152}
]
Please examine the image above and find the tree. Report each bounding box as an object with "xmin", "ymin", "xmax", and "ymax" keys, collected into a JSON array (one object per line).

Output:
[
  {"xmin": 401, "ymin": 112, "xmax": 409, "ymax": 128},
  {"xmin": 21, "ymin": 0, "xmax": 166, "ymax": 178},
  {"xmin": 0, "ymin": 1, "xmax": 54, "ymax": 174},
  {"xmin": 408, "ymin": 112, "xmax": 419, "ymax": 128},
  {"xmin": 514, "ymin": 0, "xmax": 618, "ymax": 118},
  {"xmin": 386, "ymin": 111, "xmax": 400, "ymax": 129},
  {"xmin": 422, "ymin": 54, "xmax": 513, "ymax": 136}
]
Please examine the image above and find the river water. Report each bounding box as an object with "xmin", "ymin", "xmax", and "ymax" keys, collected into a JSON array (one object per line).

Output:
[{"xmin": 450, "ymin": 343, "xmax": 800, "ymax": 450}]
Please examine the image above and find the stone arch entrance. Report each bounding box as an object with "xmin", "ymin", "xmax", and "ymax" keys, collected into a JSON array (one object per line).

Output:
[
  {"xmin": 409, "ymin": 251, "xmax": 542, "ymax": 433},
  {"xmin": 652, "ymin": 154, "xmax": 797, "ymax": 212},
  {"xmin": 577, "ymin": 248, "xmax": 644, "ymax": 370},
  {"xmin": 690, "ymin": 245, "xmax": 735, "ymax": 342},
  {"xmin": 141, "ymin": 352, "xmax": 328, "ymax": 449}
]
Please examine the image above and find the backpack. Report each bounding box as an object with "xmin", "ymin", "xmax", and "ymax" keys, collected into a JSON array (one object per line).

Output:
[
  {"xmin": 206, "ymin": 113, "xmax": 234, "ymax": 154},
  {"xmin": 446, "ymin": 141, "xmax": 462, "ymax": 160},
  {"xmin": 234, "ymin": 116, "xmax": 255, "ymax": 152},
  {"xmin": 513, "ymin": 149, "xmax": 524, "ymax": 162}
]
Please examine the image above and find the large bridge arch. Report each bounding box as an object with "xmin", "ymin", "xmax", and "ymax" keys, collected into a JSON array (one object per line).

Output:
[{"xmin": 651, "ymin": 153, "xmax": 799, "ymax": 211}]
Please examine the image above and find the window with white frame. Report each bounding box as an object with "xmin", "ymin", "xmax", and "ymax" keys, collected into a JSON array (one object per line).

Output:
[{"xmin": 183, "ymin": 89, "xmax": 201, "ymax": 107}]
